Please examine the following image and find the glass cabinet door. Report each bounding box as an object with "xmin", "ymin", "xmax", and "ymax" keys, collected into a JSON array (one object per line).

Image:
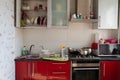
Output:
[{"xmin": 48, "ymin": 0, "xmax": 69, "ymax": 28}]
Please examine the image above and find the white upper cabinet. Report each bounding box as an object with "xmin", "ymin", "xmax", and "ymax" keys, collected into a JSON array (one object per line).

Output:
[
  {"xmin": 70, "ymin": 0, "xmax": 118, "ymax": 29},
  {"xmin": 94, "ymin": 0, "xmax": 118, "ymax": 29},
  {"xmin": 15, "ymin": 0, "xmax": 48, "ymax": 28},
  {"xmin": 15, "ymin": 0, "xmax": 21, "ymax": 28},
  {"xmin": 47, "ymin": 0, "xmax": 69, "ymax": 28},
  {"xmin": 15, "ymin": 0, "xmax": 118, "ymax": 29},
  {"xmin": 15, "ymin": 0, "xmax": 69, "ymax": 28}
]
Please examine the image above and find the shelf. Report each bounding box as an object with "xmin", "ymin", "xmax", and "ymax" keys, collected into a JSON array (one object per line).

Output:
[
  {"xmin": 19, "ymin": 0, "xmax": 48, "ymax": 28},
  {"xmin": 21, "ymin": 24, "xmax": 47, "ymax": 28},
  {"xmin": 22, "ymin": 9, "xmax": 47, "ymax": 12},
  {"xmin": 23, "ymin": 0, "xmax": 47, "ymax": 1},
  {"xmin": 21, "ymin": 26, "xmax": 47, "ymax": 29},
  {"xmin": 70, "ymin": 18, "xmax": 98, "ymax": 23}
]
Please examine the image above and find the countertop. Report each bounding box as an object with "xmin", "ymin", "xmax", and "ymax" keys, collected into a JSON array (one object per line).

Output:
[
  {"xmin": 15, "ymin": 55, "xmax": 120, "ymax": 61},
  {"xmin": 15, "ymin": 57, "xmax": 69, "ymax": 62},
  {"xmin": 98, "ymin": 55, "xmax": 120, "ymax": 61}
]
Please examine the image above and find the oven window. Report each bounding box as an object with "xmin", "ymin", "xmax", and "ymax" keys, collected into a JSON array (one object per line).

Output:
[{"xmin": 72, "ymin": 69, "xmax": 99, "ymax": 80}]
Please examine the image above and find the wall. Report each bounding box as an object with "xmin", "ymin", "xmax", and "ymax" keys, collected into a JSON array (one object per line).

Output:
[
  {"xmin": 0, "ymin": 0, "xmax": 118, "ymax": 80},
  {"xmin": 0, "ymin": 0, "xmax": 23, "ymax": 80},
  {"xmin": 23, "ymin": 22, "xmax": 118, "ymax": 54},
  {"xmin": 15, "ymin": 28, "xmax": 23, "ymax": 57}
]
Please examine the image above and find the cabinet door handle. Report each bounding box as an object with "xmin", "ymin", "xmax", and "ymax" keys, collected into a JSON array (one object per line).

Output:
[
  {"xmin": 32, "ymin": 63, "xmax": 34, "ymax": 77},
  {"xmin": 103, "ymin": 63, "xmax": 106, "ymax": 77},
  {"xmin": 98, "ymin": 16, "xmax": 101, "ymax": 27},
  {"xmin": 52, "ymin": 72, "xmax": 66, "ymax": 74},
  {"xmin": 74, "ymin": 68, "xmax": 99, "ymax": 71},
  {"xmin": 28, "ymin": 63, "xmax": 30, "ymax": 77}
]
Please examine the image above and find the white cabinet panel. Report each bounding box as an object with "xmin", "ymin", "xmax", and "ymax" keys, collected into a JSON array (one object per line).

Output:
[
  {"xmin": 47, "ymin": 0, "xmax": 69, "ymax": 28},
  {"xmin": 98, "ymin": 0, "xmax": 118, "ymax": 29},
  {"xmin": 15, "ymin": 0, "xmax": 48, "ymax": 28},
  {"xmin": 16, "ymin": 0, "xmax": 21, "ymax": 28}
]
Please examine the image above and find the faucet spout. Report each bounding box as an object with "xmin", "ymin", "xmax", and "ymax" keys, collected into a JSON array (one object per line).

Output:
[
  {"xmin": 29, "ymin": 44, "xmax": 35, "ymax": 54},
  {"xmin": 40, "ymin": 45, "xmax": 44, "ymax": 50}
]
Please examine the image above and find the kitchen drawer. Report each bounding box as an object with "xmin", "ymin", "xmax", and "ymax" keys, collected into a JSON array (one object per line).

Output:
[
  {"xmin": 47, "ymin": 71, "xmax": 68, "ymax": 80},
  {"xmin": 48, "ymin": 61, "xmax": 70, "ymax": 71}
]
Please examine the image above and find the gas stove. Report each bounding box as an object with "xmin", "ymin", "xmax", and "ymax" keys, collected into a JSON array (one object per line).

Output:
[
  {"xmin": 70, "ymin": 56, "xmax": 100, "ymax": 62},
  {"xmin": 69, "ymin": 56, "xmax": 100, "ymax": 62},
  {"xmin": 68, "ymin": 49, "xmax": 100, "ymax": 62}
]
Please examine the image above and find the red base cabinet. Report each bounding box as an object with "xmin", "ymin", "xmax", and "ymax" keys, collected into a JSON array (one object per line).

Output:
[
  {"xmin": 15, "ymin": 61, "xmax": 31, "ymax": 80},
  {"xmin": 47, "ymin": 61, "xmax": 70, "ymax": 80},
  {"xmin": 100, "ymin": 61, "xmax": 120, "ymax": 80},
  {"xmin": 15, "ymin": 61, "xmax": 47, "ymax": 80},
  {"xmin": 15, "ymin": 61, "xmax": 70, "ymax": 80},
  {"xmin": 31, "ymin": 61, "xmax": 47, "ymax": 80}
]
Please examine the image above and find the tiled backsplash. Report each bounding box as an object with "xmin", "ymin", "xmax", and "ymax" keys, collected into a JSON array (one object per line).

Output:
[{"xmin": 23, "ymin": 23, "xmax": 118, "ymax": 53}]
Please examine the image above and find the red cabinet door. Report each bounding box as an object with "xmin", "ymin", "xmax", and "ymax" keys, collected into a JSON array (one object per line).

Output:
[
  {"xmin": 101, "ymin": 61, "xmax": 120, "ymax": 80},
  {"xmin": 116, "ymin": 61, "xmax": 120, "ymax": 80},
  {"xmin": 47, "ymin": 61, "xmax": 70, "ymax": 80},
  {"xmin": 101, "ymin": 61, "xmax": 110, "ymax": 80},
  {"xmin": 15, "ymin": 61, "xmax": 31, "ymax": 80},
  {"xmin": 31, "ymin": 61, "xmax": 47, "ymax": 80},
  {"xmin": 16, "ymin": 61, "xmax": 71, "ymax": 80},
  {"xmin": 109, "ymin": 61, "xmax": 120, "ymax": 80}
]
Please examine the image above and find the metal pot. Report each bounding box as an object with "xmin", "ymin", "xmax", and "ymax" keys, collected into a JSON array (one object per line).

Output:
[{"xmin": 80, "ymin": 47, "xmax": 92, "ymax": 56}]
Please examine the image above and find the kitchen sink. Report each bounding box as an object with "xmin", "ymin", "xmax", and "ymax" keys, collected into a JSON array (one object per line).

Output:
[{"xmin": 25, "ymin": 54, "xmax": 40, "ymax": 59}]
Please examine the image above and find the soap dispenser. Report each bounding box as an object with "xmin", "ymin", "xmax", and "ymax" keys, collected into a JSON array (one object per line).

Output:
[{"xmin": 21, "ymin": 46, "xmax": 28, "ymax": 56}]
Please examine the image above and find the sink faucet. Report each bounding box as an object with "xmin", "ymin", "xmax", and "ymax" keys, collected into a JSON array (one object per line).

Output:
[
  {"xmin": 40, "ymin": 45, "xmax": 44, "ymax": 50},
  {"xmin": 29, "ymin": 44, "xmax": 35, "ymax": 55}
]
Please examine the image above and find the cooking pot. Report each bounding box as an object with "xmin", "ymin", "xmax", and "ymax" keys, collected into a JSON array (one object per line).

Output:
[
  {"xmin": 68, "ymin": 47, "xmax": 80, "ymax": 57},
  {"xmin": 80, "ymin": 47, "xmax": 92, "ymax": 56},
  {"xmin": 68, "ymin": 47, "xmax": 92, "ymax": 57}
]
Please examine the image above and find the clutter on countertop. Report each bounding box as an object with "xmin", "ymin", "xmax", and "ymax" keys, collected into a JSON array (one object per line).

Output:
[{"xmin": 99, "ymin": 38, "xmax": 117, "ymax": 44}]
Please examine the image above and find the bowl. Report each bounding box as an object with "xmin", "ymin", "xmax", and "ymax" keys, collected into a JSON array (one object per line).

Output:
[
  {"xmin": 40, "ymin": 50, "xmax": 55, "ymax": 58},
  {"xmin": 105, "ymin": 39, "xmax": 117, "ymax": 43}
]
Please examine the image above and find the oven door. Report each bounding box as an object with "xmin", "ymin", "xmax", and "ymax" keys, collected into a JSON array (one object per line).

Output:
[{"xmin": 72, "ymin": 67, "xmax": 99, "ymax": 80}]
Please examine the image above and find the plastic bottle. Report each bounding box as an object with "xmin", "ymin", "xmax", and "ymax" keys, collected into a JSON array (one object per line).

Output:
[
  {"xmin": 21, "ymin": 46, "xmax": 28, "ymax": 56},
  {"xmin": 60, "ymin": 45, "xmax": 65, "ymax": 58},
  {"xmin": 61, "ymin": 48, "xmax": 65, "ymax": 59}
]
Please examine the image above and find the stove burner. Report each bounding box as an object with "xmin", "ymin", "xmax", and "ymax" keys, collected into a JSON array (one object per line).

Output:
[
  {"xmin": 68, "ymin": 51, "xmax": 98, "ymax": 58},
  {"xmin": 68, "ymin": 48, "xmax": 100, "ymax": 62}
]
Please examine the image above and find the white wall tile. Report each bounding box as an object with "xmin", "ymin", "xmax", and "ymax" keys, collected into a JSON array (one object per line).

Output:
[{"xmin": 23, "ymin": 22, "xmax": 117, "ymax": 53}]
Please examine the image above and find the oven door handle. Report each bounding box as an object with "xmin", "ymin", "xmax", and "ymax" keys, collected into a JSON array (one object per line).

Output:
[{"xmin": 74, "ymin": 68, "xmax": 99, "ymax": 70}]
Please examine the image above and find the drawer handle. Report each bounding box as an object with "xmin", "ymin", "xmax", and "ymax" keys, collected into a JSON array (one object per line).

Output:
[
  {"xmin": 52, "ymin": 72, "xmax": 66, "ymax": 74},
  {"xmin": 28, "ymin": 63, "xmax": 30, "ymax": 77},
  {"xmin": 31, "ymin": 63, "xmax": 35, "ymax": 77},
  {"xmin": 103, "ymin": 63, "xmax": 106, "ymax": 77},
  {"xmin": 52, "ymin": 63, "xmax": 66, "ymax": 65}
]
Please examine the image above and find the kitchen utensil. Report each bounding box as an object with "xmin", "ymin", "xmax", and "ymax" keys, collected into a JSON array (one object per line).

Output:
[{"xmin": 80, "ymin": 47, "xmax": 92, "ymax": 56}]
